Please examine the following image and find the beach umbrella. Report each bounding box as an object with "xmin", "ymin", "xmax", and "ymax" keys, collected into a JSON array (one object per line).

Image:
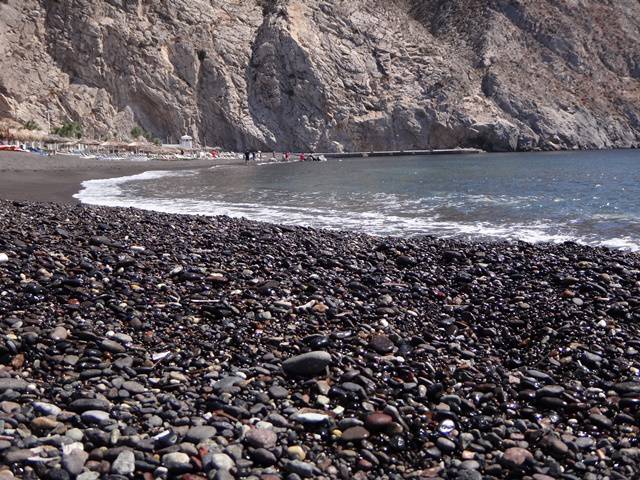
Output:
[
  {"xmin": 80, "ymin": 139, "xmax": 101, "ymax": 152},
  {"xmin": 9, "ymin": 128, "xmax": 49, "ymax": 143},
  {"xmin": 101, "ymin": 140, "xmax": 129, "ymax": 152},
  {"xmin": 126, "ymin": 141, "xmax": 148, "ymax": 152},
  {"xmin": 0, "ymin": 119, "xmax": 22, "ymax": 141},
  {"xmin": 45, "ymin": 134, "xmax": 68, "ymax": 143}
]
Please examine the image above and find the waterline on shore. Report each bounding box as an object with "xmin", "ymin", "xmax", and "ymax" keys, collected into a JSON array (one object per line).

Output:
[{"xmin": 74, "ymin": 168, "xmax": 640, "ymax": 251}]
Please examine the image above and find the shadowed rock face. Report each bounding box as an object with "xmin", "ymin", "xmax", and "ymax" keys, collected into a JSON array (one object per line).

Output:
[{"xmin": 0, "ymin": 0, "xmax": 639, "ymax": 152}]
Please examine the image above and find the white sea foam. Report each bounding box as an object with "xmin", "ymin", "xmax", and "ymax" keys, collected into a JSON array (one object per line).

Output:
[
  {"xmin": 74, "ymin": 170, "xmax": 640, "ymax": 252},
  {"xmin": 595, "ymin": 237, "xmax": 640, "ymax": 251},
  {"xmin": 73, "ymin": 170, "xmax": 199, "ymax": 205}
]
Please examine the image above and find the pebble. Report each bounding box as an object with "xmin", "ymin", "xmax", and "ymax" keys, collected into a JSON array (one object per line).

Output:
[
  {"xmin": 76, "ymin": 473, "xmax": 99, "ymax": 480},
  {"xmin": 50, "ymin": 326, "xmax": 69, "ymax": 341},
  {"xmin": 282, "ymin": 351, "xmax": 332, "ymax": 376},
  {"xmin": 4, "ymin": 449, "xmax": 34, "ymax": 463},
  {"xmin": 33, "ymin": 402, "xmax": 62, "ymax": 416},
  {"xmin": 456, "ymin": 470, "xmax": 482, "ymax": 480},
  {"xmin": 397, "ymin": 255, "xmax": 416, "ymax": 267},
  {"xmin": 100, "ymin": 339, "xmax": 126, "ymax": 353},
  {"xmin": 162, "ymin": 452, "xmax": 191, "ymax": 467},
  {"xmin": 542, "ymin": 435, "xmax": 569, "ymax": 457},
  {"xmin": 185, "ymin": 426, "xmax": 217, "ymax": 443},
  {"xmin": 284, "ymin": 460, "xmax": 319, "ymax": 477},
  {"xmin": 66, "ymin": 429, "xmax": 84, "ymax": 441},
  {"xmin": 537, "ymin": 385, "xmax": 565, "ymax": 397},
  {"xmin": 69, "ymin": 398, "xmax": 111, "ymax": 412},
  {"xmin": 502, "ymin": 447, "xmax": 533, "ymax": 467},
  {"xmin": 437, "ymin": 437, "xmax": 457, "ymax": 453},
  {"xmin": 62, "ymin": 449, "xmax": 89, "ymax": 476},
  {"xmin": 211, "ymin": 453, "xmax": 235, "ymax": 471},
  {"xmin": 0, "ymin": 378, "xmax": 28, "ymax": 392},
  {"xmin": 615, "ymin": 382, "xmax": 640, "ymax": 395},
  {"xmin": 111, "ymin": 450, "xmax": 136, "ymax": 475},
  {"xmin": 341, "ymin": 426, "xmax": 370, "ymax": 442},
  {"xmin": 589, "ymin": 413, "xmax": 613, "ymax": 429},
  {"xmin": 287, "ymin": 445, "xmax": 306, "ymax": 461},
  {"xmin": 370, "ymin": 334, "xmax": 394, "ymax": 354},
  {"xmin": 31, "ymin": 416, "xmax": 59, "ymax": 430},
  {"xmin": 365, "ymin": 412, "xmax": 393, "ymax": 430},
  {"xmin": 0, "ymin": 200, "xmax": 638, "ymax": 479},
  {"xmin": 80, "ymin": 410, "xmax": 110, "ymax": 424},
  {"xmin": 245, "ymin": 428, "xmax": 278, "ymax": 449},
  {"xmin": 122, "ymin": 380, "xmax": 145, "ymax": 393},
  {"xmin": 250, "ymin": 448, "xmax": 277, "ymax": 466},
  {"xmin": 291, "ymin": 411, "xmax": 331, "ymax": 424},
  {"xmin": 268, "ymin": 385, "xmax": 289, "ymax": 399}
]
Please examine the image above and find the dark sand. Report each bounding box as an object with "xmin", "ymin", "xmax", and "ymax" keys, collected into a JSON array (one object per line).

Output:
[{"xmin": 0, "ymin": 151, "xmax": 242, "ymax": 203}]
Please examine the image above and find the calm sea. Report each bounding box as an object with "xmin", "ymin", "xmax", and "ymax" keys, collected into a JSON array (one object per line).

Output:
[{"xmin": 75, "ymin": 150, "xmax": 640, "ymax": 250}]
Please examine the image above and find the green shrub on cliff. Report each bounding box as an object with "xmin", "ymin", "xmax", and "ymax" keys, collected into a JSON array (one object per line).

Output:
[
  {"xmin": 23, "ymin": 120, "xmax": 40, "ymax": 131},
  {"xmin": 131, "ymin": 125, "xmax": 161, "ymax": 145},
  {"xmin": 54, "ymin": 121, "xmax": 83, "ymax": 139}
]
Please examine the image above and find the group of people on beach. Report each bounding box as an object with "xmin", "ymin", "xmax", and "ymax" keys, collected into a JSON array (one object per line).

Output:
[
  {"xmin": 243, "ymin": 150, "xmax": 326, "ymax": 164},
  {"xmin": 244, "ymin": 151, "xmax": 259, "ymax": 163}
]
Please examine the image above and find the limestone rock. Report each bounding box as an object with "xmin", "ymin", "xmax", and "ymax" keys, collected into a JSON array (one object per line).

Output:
[{"xmin": 0, "ymin": 0, "xmax": 638, "ymax": 151}]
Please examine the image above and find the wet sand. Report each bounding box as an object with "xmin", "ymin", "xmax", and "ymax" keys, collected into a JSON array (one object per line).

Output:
[{"xmin": 0, "ymin": 152, "xmax": 242, "ymax": 203}]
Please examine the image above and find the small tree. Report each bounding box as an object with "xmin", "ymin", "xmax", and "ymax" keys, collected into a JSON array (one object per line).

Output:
[
  {"xmin": 130, "ymin": 126, "xmax": 143, "ymax": 138},
  {"xmin": 54, "ymin": 121, "xmax": 83, "ymax": 139}
]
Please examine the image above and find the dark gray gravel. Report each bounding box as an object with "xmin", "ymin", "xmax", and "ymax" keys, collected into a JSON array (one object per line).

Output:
[{"xmin": 0, "ymin": 200, "xmax": 639, "ymax": 479}]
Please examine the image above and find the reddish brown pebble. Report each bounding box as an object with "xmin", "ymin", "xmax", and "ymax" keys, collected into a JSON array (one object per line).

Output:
[{"xmin": 365, "ymin": 412, "xmax": 393, "ymax": 430}]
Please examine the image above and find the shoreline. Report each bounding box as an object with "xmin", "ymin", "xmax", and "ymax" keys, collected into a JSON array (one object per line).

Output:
[
  {"xmin": 3, "ymin": 149, "xmax": 640, "ymax": 253},
  {"xmin": 0, "ymin": 151, "xmax": 242, "ymax": 204},
  {"xmin": 0, "ymin": 200, "xmax": 639, "ymax": 478}
]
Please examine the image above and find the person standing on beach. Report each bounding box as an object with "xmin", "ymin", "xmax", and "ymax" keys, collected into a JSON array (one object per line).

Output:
[{"xmin": 244, "ymin": 151, "xmax": 250, "ymax": 163}]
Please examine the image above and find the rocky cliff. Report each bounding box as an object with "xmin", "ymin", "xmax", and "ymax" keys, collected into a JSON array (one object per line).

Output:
[{"xmin": 1, "ymin": 0, "xmax": 639, "ymax": 152}]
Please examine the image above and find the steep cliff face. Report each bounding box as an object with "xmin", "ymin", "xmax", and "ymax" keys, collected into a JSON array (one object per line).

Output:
[{"xmin": 1, "ymin": 0, "xmax": 639, "ymax": 152}]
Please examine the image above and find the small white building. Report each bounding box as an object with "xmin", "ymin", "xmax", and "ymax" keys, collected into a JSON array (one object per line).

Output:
[{"xmin": 180, "ymin": 134, "xmax": 193, "ymax": 149}]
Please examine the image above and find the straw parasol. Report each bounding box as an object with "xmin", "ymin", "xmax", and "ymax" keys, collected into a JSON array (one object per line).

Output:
[
  {"xmin": 101, "ymin": 140, "xmax": 130, "ymax": 152},
  {"xmin": 45, "ymin": 134, "xmax": 68, "ymax": 143},
  {"xmin": 0, "ymin": 119, "xmax": 47, "ymax": 143},
  {"xmin": 0, "ymin": 118, "xmax": 22, "ymax": 140},
  {"xmin": 126, "ymin": 140, "xmax": 150, "ymax": 152},
  {"xmin": 11, "ymin": 129, "xmax": 48, "ymax": 142}
]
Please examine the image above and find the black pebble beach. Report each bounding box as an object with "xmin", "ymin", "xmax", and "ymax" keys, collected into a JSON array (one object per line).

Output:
[{"xmin": 1, "ymin": 200, "xmax": 640, "ymax": 480}]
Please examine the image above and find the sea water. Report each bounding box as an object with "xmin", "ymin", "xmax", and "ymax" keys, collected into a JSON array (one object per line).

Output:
[{"xmin": 75, "ymin": 150, "xmax": 640, "ymax": 250}]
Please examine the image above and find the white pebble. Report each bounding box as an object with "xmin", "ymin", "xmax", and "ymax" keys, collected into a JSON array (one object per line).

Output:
[
  {"xmin": 292, "ymin": 412, "xmax": 331, "ymax": 424},
  {"xmin": 62, "ymin": 442, "xmax": 85, "ymax": 455},
  {"xmin": 0, "ymin": 253, "xmax": 8, "ymax": 263},
  {"xmin": 152, "ymin": 351, "xmax": 171, "ymax": 361}
]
